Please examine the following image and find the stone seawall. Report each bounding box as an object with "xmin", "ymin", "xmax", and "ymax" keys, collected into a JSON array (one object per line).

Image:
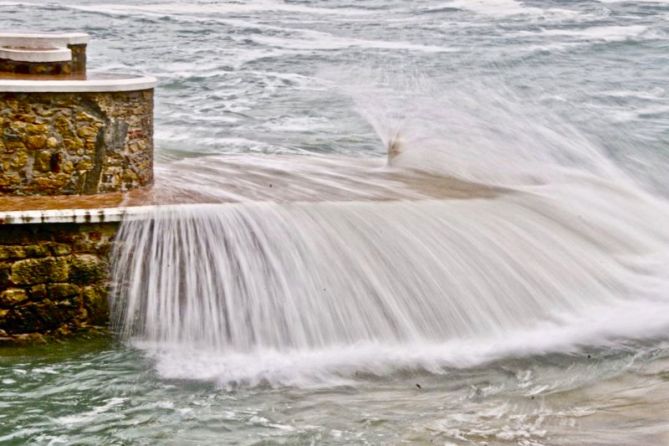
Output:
[
  {"xmin": 0, "ymin": 89, "xmax": 153, "ymax": 195},
  {"xmin": 0, "ymin": 34, "xmax": 155, "ymax": 344},
  {"xmin": 0, "ymin": 222, "xmax": 118, "ymax": 344}
]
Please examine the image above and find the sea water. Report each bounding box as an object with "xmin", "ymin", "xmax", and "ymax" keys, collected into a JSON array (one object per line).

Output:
[{"xmin": 2, "ymin": 0, "xmax": 669, "ymax": 444}]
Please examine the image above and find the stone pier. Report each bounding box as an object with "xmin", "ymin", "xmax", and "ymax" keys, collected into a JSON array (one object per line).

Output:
[{"xmin": 0, "ymin": 32, "xmax": 156, "ymax": 344}]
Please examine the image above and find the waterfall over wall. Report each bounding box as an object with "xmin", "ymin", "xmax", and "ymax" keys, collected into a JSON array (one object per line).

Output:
[
  {"xmin": 109, "ymin": 79, "xmax": 669, "ymax": 386},
  {"xmin": 109, "ymin": 178, "xmax": 669, "ymax": 385}
]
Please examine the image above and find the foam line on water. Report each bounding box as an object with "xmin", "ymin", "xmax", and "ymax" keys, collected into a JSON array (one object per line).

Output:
[
  {"xmin": 66, "ymin": 1, "xmax": 375, "ymax": 17},
  {"xmin": 136, "ymin": 298, "xmax": 669, "ymax": 388}
]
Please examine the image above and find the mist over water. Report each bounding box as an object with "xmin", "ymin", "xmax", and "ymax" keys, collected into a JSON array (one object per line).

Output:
[{"xmin": 3, "ymin": 0, "xmax": 669, "ymax": 444}]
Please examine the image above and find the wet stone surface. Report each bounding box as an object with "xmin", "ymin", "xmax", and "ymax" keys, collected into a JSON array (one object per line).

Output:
[
  {"xmin": 0, "ymin": 222, "xmax": 117, "ymax": 344},
  {"xmin": 0, "ymin": 59, "xmax": 74, "ymax": 76},
  {"xmin": 0, "ymin": 90, "xmax": 153, "ymax": 195}
]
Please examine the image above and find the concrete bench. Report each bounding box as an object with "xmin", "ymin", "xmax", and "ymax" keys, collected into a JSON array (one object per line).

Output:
[{"xmin": 0, "ymin": 32, "xmax": 89, "ymax": 75}]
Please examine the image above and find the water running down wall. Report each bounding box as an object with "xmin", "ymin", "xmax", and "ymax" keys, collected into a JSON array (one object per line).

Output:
[{"xmin": 110, "ymin": 81, "xmax": 669, "ymax": 387}]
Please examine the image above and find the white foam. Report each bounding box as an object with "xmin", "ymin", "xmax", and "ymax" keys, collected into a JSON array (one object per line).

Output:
[
  {"xmin": 598, "ymin": 0, "xmax": 669, "ymax": 3},
  {"xmin": 137, "ymin": 298, "xmax": 669, "ymax": 388},
  {"xmin": 262, "ymin": 116, "xmax": 333, "ymax": 133},
  {"xmin": 56, "ymin": 398, "xmax": 127, "ymax": 426},
  {"xmin": 443, "ymin": 0, "xmax": 542, "ymax": 17},
  {"xmin": 598, "ymin": 87, "xmax": 666, "ymax": 100},
  {"xmin": 67, "ymin": 1, "xmax": 373, "ymax": 17},
  {"xmin": 247, "ymin": 33, "xmax": 452, "ymax": 54},
  {"xmin": 539, "ymin": 25, "xmax": 649, "ymax": 42}
]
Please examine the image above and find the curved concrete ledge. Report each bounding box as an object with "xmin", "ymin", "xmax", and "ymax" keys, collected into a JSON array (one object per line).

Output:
[
  {"xmin": 0, "ymin": 32, "xmax": 89, "ymax": 48},
  {"xmin": 0, "ymin": 74, "xmax": 157, "ymax": 92},
  {"xmin": 0, "ymin": 207, "xmax": 126, "ymax": 224},
  {"xmin": 0, "ymin": 204, "xmax": 229, "ymax": 225},
  {"xmin": 0, "ymin": 205, "xmax": 144, "ymax": 224},
  {"xmin": 0, "ymin": 47, "xmax": 71, "ymax": 63}
]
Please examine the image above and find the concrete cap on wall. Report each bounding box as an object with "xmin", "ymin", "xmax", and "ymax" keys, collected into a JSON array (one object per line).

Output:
[
  {"xmin": 0, "ymin": 32, "xmax": 90, "ymax": 48},
  {"xmin": 0, "ymin": 207, "xmax": 129, "ymax": 225},
  {"xmin": 0, "ymin": 205, "xmax": 215, "ymax": 225},
  {"xmin": 0, "ymin": 74, "xmax": 158, "ymax": 92},
  {"xmin": 0, "ymin": 47, "xmax": 72, "ymax": 63}
]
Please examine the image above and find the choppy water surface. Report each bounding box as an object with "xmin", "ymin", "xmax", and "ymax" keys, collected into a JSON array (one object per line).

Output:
[
  {"xmin": 2, "ymin": 339, "xmax": 669, "ymax": 445},
  {"xmin": 3, "ymin": 0, "xmax": 669, "ymax": 444}
]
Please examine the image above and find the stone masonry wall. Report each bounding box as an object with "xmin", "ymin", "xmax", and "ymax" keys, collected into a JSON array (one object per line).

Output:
[
  {"xmin": 0, "ymin": 89, "xmax": 153, "ymax": 195},
  {"xmin": 0, "ymin": 44, "xmax": 86, "ymax": 76},
  {"xmin": 0, "ymin": 222, "xmax": 118, "ymax": 344},
  {"xmin": 0, "ymin": 59, "xmax": 74, "ymax": 76}
]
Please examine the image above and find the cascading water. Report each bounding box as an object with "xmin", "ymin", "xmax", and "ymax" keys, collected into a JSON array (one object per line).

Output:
[
  {"xmin": 5, "ymin": 2, "xmax": 669, "ymax": 444},
  {"xmin": 110, "ymin": 80, "xmax": 669, "ymax": 387}
]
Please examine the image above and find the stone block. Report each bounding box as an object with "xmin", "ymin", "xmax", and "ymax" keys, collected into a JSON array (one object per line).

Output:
[
  {"xmin": 11, "ymin": 151, "xmax": 28, "ymax": 169},
  {"xmin": 10, "ymin": 256, "xmax": 70, "ymax": 285},
  {"xmin": 24, "ymin": 244, "xmax": 50, "ymax": 257},
  {"xmin": 28, "ymin": 284, "xmax": 47, "ymax": 301},
  {"xmin": 69, "ymin": 254, "xmax": 107, "ymax": 284},
  {"xmin": 46, "ymin": 136, "xmax": 59, "ymax": 149},
  {"xmin": 17, "ymin": 114, "xmax": 35, "ymax": 124},
  {"xmin": 0, "ymin": 245, "xmax": 26, "ymax": 260},
  {"xmin": 6, "ymin": 332, "xmax": 47, "ymax": 345},
  {"xmin": 4, "ymin": 140, "xmax": 25, "ymax": 153},
  {"xmin": 35, "ymin": 150, "xmax": 52, "ymax": 171},
  {"xmin": 76, "ymin": 126, "xmax": 98, "ymax": 139},
  {"xmin": 3, "ymin": 300, "xmax": 79, "ymax": 333},
  {"xmin": 82, "ymin": 285, "xmax": 108, "ymax": 325},
  {"xmin": 0, "ymin": 288, "xmax": 28, "ymax": 306},
  {"xmin": 26, "ymin": 124, "xmax": 49, "ymax": 135},
  {"xmin": 0, "ymin": 262, "xmax": 10, "ymax": 288},
  {"xmin": 62, "ymin": 137, "xmax": 83, "ymax": 150},
  {"xmin": 25, "ymin": 134, "xmax": 47, "ymax": 150},
  {"xmin": 47, "ymin": 242, "xmax": 72, "ymax": 256},
  {"xmin": 47, "ymin": 283, "xmax": 80, "ymax": 301},
  {"xmin": 60, "ymin": 159, "xmax": 74, "ymax": 174}
]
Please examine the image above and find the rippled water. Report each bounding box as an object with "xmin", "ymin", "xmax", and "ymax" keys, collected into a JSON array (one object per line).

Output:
[
  {"xmin": 3, "ymin": 339, "xmax": 669, "ymax": 445},
  {"xmin": 5, "ymin": 0, "xmax": 669, "ymax": 177},
  {"xmin": 3, "ymin": 0, "xmax": 669, "ymax": 444}
]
